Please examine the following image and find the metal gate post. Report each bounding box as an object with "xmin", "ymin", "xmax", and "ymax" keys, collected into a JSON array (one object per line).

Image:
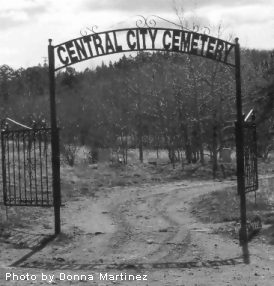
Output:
[
  {"xmin": 235, "ymin": 38, "xmax": 249, "ymax": 263},
  {"xmin": 48, "ymin": 39, "xmax": 61, "ymax": 235},
  {"xmin": 1, "ymin": 131, "xmax": 7, "ymax": 204}
]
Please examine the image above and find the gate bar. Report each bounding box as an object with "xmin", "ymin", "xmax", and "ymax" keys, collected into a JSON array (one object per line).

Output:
[
  {"xmin": 5, "ymin": 118, "xmax": 32, "ymax": 130},
  {"xmin": 244, "ymin": 109, "xmax": 254, "ymax": 122},
  {"xmin": 235, "ymin": 38, "xmax": 249, "ymax": 263},
  {"xmin": 48, "ymin": 39, "xmax": 61, "ymax": 235},
  {"xmin": 1, "ymin": 132, "xmax": 7, "ymax": 204}
]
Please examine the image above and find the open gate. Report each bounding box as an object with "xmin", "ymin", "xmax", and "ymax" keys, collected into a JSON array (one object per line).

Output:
[
  {"xmin": 243, "ymin": 110, "xmax": 258, "ymax": 194},
  {"xmin": 1, "ymin": 126, "xmax": 53, "ymax": 207}
]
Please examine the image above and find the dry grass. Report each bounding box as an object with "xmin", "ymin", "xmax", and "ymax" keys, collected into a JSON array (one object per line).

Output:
[
  {"xmin": 191, "ymin": 176, "xmax": 274, "ymax": 243},
  {"xmin": 191, "ymin": 185, "xmax": 273, "ymax": 224},
  {"xmin": 60, "ymin": 161, "xmax": 222, "ymax": 201},
  {"xmin": 58, "ymin": 147, "xmax": 230, "ymax": 201}
]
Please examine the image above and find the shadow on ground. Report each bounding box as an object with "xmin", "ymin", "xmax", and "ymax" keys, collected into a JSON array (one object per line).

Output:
[{"xmin": 15, "ymin": 256, "xmax": 243, "ymax": 271}]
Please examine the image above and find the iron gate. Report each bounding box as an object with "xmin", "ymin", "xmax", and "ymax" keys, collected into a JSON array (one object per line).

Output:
[
  {"xmin": 243, "ymin": 111, "xmax": 258, "ymax": 193},
  {"xmin": 1, "ymin": 128, "xmax": 53, "ymax": 206}
]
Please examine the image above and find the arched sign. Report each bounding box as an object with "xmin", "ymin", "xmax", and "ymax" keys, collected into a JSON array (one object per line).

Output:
[
  {"xmin": 48, "ymin": 17, "xmax": 249, "ymax": 259},
  {"xmin": 53, "ymin": 27, "xmax": 235, "ymax": 70}
]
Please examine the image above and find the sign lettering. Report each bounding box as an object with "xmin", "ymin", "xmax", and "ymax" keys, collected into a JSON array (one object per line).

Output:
[{"xmin": 54, "ymin": 28, "xmax": 235, "ymax": 70}]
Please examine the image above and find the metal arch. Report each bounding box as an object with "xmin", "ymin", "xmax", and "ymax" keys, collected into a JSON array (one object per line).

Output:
[{"xmin": 52, "ymin": 27, "xmax": 236, "ymax": 71}]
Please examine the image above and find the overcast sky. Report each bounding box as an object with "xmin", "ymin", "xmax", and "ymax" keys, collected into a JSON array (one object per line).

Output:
[{"xmin": 1, "ymin": 0, "xmax": 274, "ymax": 70}]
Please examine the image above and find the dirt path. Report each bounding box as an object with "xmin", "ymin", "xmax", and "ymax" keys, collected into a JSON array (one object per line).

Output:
[{"xmin": 1, "ymin": 180, "xmax": 274, "ymax": 285}]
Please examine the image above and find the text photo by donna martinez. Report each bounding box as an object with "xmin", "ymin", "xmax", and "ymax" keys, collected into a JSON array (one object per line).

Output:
[
  {"xmin": 5, "ymin": 272, "xmax": 148, "ymax": 282},
  {"xmin": 54, "ymin": 27, "xmax": 235, "ymax": 70},
  {"xmin": 2, "ymin": 0, "xmax": 274, "ymax": 284}
]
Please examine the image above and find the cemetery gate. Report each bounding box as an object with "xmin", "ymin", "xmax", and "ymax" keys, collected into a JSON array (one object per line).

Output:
[
  {"xmin": 47, "ymin": 16, "xmax": 253, "ymax": 255},
  {"xmin": 1, "ymin": 125, "xmax": 53, "ymax": 206},
  {"xmin": 0, "ymin": 16, "xmax": 257, "ymax": 258}
]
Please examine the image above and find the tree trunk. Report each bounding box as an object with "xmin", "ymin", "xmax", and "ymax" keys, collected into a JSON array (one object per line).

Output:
[
  {"xmin": 138, "ymin": 133, "xmax": 143, "ymax": 163},
  {"xmin": 200, "ymin": 147, "xmax": 204, "ymax": 165}
]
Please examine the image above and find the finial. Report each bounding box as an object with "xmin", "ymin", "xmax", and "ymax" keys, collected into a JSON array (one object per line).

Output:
[{"xmin": 49, "ymin": 39, "xmax": 52, "ymax": 45}]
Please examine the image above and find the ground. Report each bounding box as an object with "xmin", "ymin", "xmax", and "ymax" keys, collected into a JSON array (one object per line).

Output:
[{"xmin": 1, "ymin": 159, "xmax": 274, "ymax": 285}]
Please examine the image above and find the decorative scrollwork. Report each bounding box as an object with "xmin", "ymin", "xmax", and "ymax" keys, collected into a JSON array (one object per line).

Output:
[
  {"xmin": 134, "ymin": 15, "xmax": 210, "ymax": 35},
  {"xmin": 136, "ymin": 15, "xmax": 182, "ymax": 29},
  {"xmin": 149, "ymin": 15, "xmax": 184, "ymax": 29},
  {"xmin": 192, "ymin": 24, "xmax": 211, "ymax": 35},
  {"xmin": 135, "ymin": 15, "xmax": 156, "ymax": 28},
  {"xmin": 135, "ymin": 15, "xmax": 146, "ymax": 28},
  {"xmin": 80, "ymin": 25, "xmax": 99, "ymax": 37},
  {"xmin": 202, "ymin": 26, "xmax": 211, "ymax": 35},
  {"xmin": 80, "ymin": 29, "xmax": 88, "ymax": 37},
  {"xmin": 89, "ymin": 25, "xmax": 98, "ymax": 34},
  {"xmin": 146, "ymin": 16, "xmax": 157, "ymax": 28},
  {"xmin": 192, "ymin": 24, "xmax": 200, "ymax": 33}
]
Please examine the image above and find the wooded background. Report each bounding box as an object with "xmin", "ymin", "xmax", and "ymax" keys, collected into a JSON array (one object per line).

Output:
[{"xmin": 0, "ymin": 48, "xmax": 273, "ymax": 169}]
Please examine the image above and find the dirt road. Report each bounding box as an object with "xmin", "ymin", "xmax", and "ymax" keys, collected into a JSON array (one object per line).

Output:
[{"xmin": 1, "ymin": 180, "xmax": 274, "ymax": 285}]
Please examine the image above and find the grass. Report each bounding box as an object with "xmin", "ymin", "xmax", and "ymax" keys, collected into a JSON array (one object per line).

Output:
[
  {"xmin": 0, "ymin": 203, "xmax": 53, "ymax": 236},
  {"xmin": 59, "ymin": 160, "xmax": 223, "ymax": 201},
  {"xmin": 191, "ymin": 186, "xmax": 273, "ymax": 224},
  {"xmin": 191, "ymin": 177, "xmax": 274, "ymax": 243},
  {"xmin": 58, "ymin": 147, "xmax": 235, "ymax": 201}
]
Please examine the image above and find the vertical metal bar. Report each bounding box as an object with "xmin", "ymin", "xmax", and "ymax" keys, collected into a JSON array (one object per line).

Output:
[
  {"xmin": 23, "ymin": 131, "xmax": 27, "ymax": 202},
  {"xmin": 252, "ymin": 113, "xmax": 258, "ymax": 190},
  {"xmin": 12, "ymin": 132, "xmax": 16, "ymax": 204},
  {"xmin": 49, "ymin": 39, "xmax": 61, "ymax": 235},
  {"xmin": 45, "ymin": 130, "xmax": 50, "ymax": 204},
  {"xmin": 7, "ymin": 132, "xmax": 11, "ymax": 204},
  {"xmin": 235, "ymin": 38, "xmax": 249, "ymax": 263},
  {"xmin": 38, "ymin": 130, "xmax": 44, "ymax": 205},
  {"xmin": 1, "ymin": 132, "xmax": 7, "ymax": 205},
  {"xmin": 17, "ymin": 132, "xmax": 22, "ymax": 203},
  {"xmin": 33, "ymin": 130, "xmax": 38, "ymax": 204},
  {"xmin": 28, "ymin": 131, "xmax": 33, "ymax": 204}
]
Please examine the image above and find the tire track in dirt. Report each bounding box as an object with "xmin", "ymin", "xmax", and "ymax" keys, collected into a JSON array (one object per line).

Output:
[
  {"xmin": 103, "ymin": 181, "xmax": 236, "ymax": 264},
  {"xmin": 103, "ymin": 184, "xmax": 194, "ymax": 264},
  {"xmin": 149, "ymin": 190, "xmax": 193, "ymax": 262}
]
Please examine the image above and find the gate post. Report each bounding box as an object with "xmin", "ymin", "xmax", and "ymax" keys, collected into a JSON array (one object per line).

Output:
[
  {"xmin": 48, "ymin": 39, "xmax": 61, "ymax": 235},
  {"xmin": 235, "ymin": 38, "xmax": 249, "ymax": 263},
  {"xmin": 1, "ymin": 130, "xmax": 7, "ymax": 204}
]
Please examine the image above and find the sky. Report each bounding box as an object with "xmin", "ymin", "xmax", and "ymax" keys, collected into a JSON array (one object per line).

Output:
[{"xmin": 0, "ymin": 0, "xmax": 274, "ymax": 70}]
